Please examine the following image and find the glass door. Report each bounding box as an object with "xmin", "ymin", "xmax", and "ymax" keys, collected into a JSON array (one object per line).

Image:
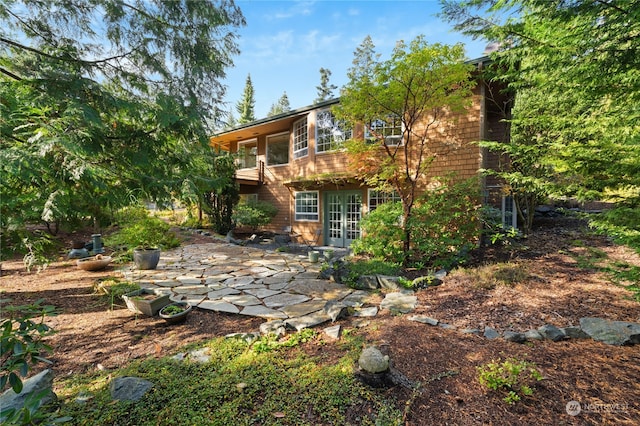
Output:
[{"xmin": 325, "ymin": 191, "xmax": 362, "ymax": 247}]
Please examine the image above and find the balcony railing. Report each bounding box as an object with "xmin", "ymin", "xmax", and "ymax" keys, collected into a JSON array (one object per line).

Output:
[{"xmin": 235, "ymin": 160, "xmax": 264, "ymax": 185}]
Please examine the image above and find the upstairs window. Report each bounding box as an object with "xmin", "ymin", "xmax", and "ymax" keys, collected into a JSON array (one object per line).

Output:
[
  {"xmin": 316, "ymin": 109, "xmax": 352, "ymax": 153},
  {"xmin": 366, "ymin": 115, "xmax": 403, "ymax": 146},
  {"xmin": 293, "ymin": 117, "xmax": 308, "ymax": 159},
  {"xmin": 267, "ymin": 132, "xmax": 289, "ymax": 166},
  {"xmin": 237, "ymin": 139, "xmax": 257, "ymax": 169},
  {"xmin": 368, "ymin": 189, "xmax": 401, "ymax": 212}
]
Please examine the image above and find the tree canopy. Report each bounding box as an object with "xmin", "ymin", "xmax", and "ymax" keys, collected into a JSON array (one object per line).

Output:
[
  {"xmin": 440, "ymin": 0, "xmax": 640, "ymax": 207},
  {"xmin": 314, "ymin": 67, "xmax": 338, "ymax": 103},
  {"xmin": 0, "ymin": 0, "xmax": 245, "ymax": 254},
  {"xmin": 335, "ymin": 35, "xmax": 474, "ymax": 257},
  {"xmin": 236, "ymin": 73, "xmax": 256, "ymax": 124},
  {"xmin": 267, "ymin": 92, "xmax": 291, "ymax": 117}
]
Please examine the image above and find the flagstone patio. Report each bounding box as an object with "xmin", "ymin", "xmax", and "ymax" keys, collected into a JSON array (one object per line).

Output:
[{"xmin": 121, "ymin": 242, "xmax": 418, "ymax": 330}]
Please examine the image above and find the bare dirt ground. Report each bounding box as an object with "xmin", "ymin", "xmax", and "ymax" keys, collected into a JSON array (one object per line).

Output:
[{"xmin": 2, "ymin": 216, "xmax": 640, "ymax": 425}]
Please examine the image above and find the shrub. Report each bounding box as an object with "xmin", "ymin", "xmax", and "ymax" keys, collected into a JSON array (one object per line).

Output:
[
  {"xmin": 477, "ymin": 357, "xmax": 543, "ymax": 404},
  {"xmin": 588, "ymin": 207, "xmax": 640, "ymax": 254},
  {"xmin": 105, "ymin": 216, "xmax": 180, "ymax": 262},
  {"xmin": 352, "ymin": 177, "xmax": 480, "ymax": 269},
  {"xmin": 351, "ymin": 202, "xmax": 405, "ymax": 261},
  {"xmin": 232, "ymin": 200, "xmax": 278, "ymax": 231}
]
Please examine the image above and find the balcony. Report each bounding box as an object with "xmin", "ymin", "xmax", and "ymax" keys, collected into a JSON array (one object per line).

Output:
[{"xmin": 235, "ymin": 160, "xmax": 264, "ymax": 186}]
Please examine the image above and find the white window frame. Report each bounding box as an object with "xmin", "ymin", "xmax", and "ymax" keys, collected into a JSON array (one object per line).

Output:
[
  {"xmin": 266, "ymin": 132, "xmax": 289, "ymax": 167},
  {"xmin": 294, "ymin": 191, "xmax": 319, "ymax": 222},
  {"xmin": 237, "ymin": 139, "xmax": 258, "ymax": 169},
  {"xmin": 315, "ymin": 109, "xmax": 352, "ymax": 153},
  {"xmin": 365, "ymin": 115, "xmax": 404, "ymax": 146},
  {"xmin": 293, "ymin": 117, "xmax": 308, "ymax": 159},
  {"xmin": 368, "ymin": 188, "xmax": 401, "ymax": 212}
]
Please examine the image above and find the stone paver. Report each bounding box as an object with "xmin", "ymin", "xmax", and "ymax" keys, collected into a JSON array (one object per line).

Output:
[{"xmin": 122, "ymin": 241, "xmax": 410, "ymax": 330}]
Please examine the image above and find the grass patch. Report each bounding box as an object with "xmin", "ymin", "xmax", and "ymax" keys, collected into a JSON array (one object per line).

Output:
[
  {"xmin": 465, "ymin": 262, "xmax": 529, "ymax": 290},
  {"xmin": 55, "ymin": 332, "xmax": 403, "ymax": 425}
]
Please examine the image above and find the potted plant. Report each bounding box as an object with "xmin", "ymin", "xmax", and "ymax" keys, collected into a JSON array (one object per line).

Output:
[
  {"xmin": 158, "ymin": 302, "xmax": 192, "ymax": 325},
  {"xmin": 123, "ymin": 288, "xmax": 171, "ymax": 316},
  {"xmin": 105, "ymin": 216, "xmax": 180, "ymax": 270}
]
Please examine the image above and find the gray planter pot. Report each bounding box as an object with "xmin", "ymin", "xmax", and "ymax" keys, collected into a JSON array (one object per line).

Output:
[
  {"xmin": 159, "ymin": 302, "xmax": 192, "ymax": 325},
  {"xmin": 123, "ymin": 288, "xmax": 171, "ymax": 316},
  {"xmin": 133, "ymin": 248, "xmax": 161, "ymax": 270}
]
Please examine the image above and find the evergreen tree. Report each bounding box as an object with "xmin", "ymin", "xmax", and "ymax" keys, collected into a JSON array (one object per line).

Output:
[
  {"xmin": 440, "ymin": 0, "xmax": 640, "ymax": 209},
  {"xmin": 0, "ymin": 0, "xmax": 244, "ymax": 257},
  {"xmin": 314, "ymin": 68, "xmax": 338, "ymax": 103},
  {"xmin": 267, "ymin": 91, "xmax": 291, "ymax": 116},
  {"xmin": 236, "ymin": 74, "xmax": 256, "ymax": 123}
]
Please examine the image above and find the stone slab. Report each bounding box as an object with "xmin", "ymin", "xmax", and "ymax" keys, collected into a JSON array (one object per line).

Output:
[
  {"xmin": 263, "ymin": 293, "xmax": 310, "ymax": 309},
  {"xmin": 198, "ymin": 300, "xmax": 240, "ymax": 314},
  {"xmin": 280, "ymin": 300, "xmax": 327, "ymax": 318},
  {"xmin": 240, "ymin": 305, "xmax": 288, "ymax": 320},
  {"xmin": 222, "ymin": 294, "xmax": 262, "ymax": 306}
]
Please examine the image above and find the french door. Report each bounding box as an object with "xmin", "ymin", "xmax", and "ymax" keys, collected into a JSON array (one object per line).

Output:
[{"xmin": 325, "ymin": 191, "xmax": 362, "ymax": 247}]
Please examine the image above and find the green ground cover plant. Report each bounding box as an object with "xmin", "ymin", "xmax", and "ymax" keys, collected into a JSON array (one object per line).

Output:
[
  {"xmin": 55, "ymin": 332, "xmax": 403, "ymax": 425},
  {"xmin": 477, "ymin": 357, "xmax": 543, "ymax": 405}
]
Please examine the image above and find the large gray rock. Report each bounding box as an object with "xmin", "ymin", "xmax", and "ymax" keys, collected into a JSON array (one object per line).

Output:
[
  {"xmin": 358, "ymin": 346, "xmax": 389, "ymax": 374},
  {"xmin": 483, "ymin": 327, "xmax": 500, "ymax": 339},
  {"xmin": 109, "ymin": 377, "xmax": 154, "ymax": 402},
  {"xmin": 0, "ymin": 369, "xmax": 56, "ymax": 415},
  {"xmin": 579, "ymin": 317, "xmax": 640, "ymax": 346},
  {"xmin": 503, "ymin": 331, "xmax": 526, "ymax": 343},
  {"xmin": 380, "ymin": 292, "xmax": 417, "ymax": 314},
  {"xmin": 538, "ymin": 324, "xmax": 566, "ymax": 341},
  {"xmin": 355, "ymin": 275, "xmax": 379, "ymax": 290}
]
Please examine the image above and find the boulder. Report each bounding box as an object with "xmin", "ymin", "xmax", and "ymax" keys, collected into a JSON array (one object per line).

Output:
[
  {"xmin": 538, "ymin": 324, "xmax": 566, "ymax": 341},
  {"xmin": 483, "ymin": 327, "xmax": 500, "ymax": 339},
  {"xmin": 561, "ymin": 326, "xmax": 590, "ymax": 340},
  {"xmin": 358, "ymin": 346, "xmax": 389, "ymax": 374},
  {"xmin": 355, "ymin": 275, "xmax": 379, "ymax": 290},
  {"xmin": 503, "ymin": 331, "xmax": 526, "ymax": 343},
  {"xmin": 0, "ymin": 369, "xmax": 56, "ymax": 416},
  {"xmin": 109, "ymin": 377, "xmax": 153, "ymax": 402},
  {"xmin": 579, "ymin": 317, "xmax": 640, "ymax": 346}
]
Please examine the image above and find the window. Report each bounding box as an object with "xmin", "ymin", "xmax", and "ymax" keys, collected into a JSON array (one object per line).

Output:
[
  {"xmin": 267, "ymin": 133, "xmax": 289, "ymax": 166},
  {"xmin": 239, "ymin": 193, "xmax": 258, "ymax": 204},
  {"xmin": 368, "ymin": 189, "xmax": 401, "ymax": 212},
  {"xmin": 295, "ymin": 191, "xmax": 319, "ymax": 221},
  {"xmin": 366, "ymin": 115, "xmax": 403, "ymax": 146},
  {"xmin": 293, "ymin": 117, "xmax": 308, "ymax": 159},
  {"xmin": 316, "ymin": 109, "xmax": 352, "ymax": 153},
  {"xmin": 237, "ymin": 139, "xmax": 257, "ymax": 169}
]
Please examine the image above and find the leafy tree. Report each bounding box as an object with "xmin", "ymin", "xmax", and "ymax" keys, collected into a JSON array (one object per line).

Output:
[
  {"xmin": 267, "ymin": 91, "xmax": 291, "ymax": 117},
  {"xmin": 236, "ymin": 73, "xmax": 256, "ymax": 123},
  {"xmin": 335, "ymin": 35, "xmax": 474, "ymax": 259},
  {"xmin": 314, "ymin": 67, "xmax": 338, "ymax": 103},
  {"xmin": 203, "ymin": 155, "xmax": 239, "ymax": 235},
  {"xmin": 0, "ymin": 1, "xmax": 244, "ymax": 257},
  {"xmin": 440, "ymin": 0, "xmax": 640, "ymax": 209}
]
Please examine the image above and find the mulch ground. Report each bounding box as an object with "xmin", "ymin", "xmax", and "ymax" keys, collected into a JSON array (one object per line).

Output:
[{"xmin": 1, "ymin": 216, "xmax": 639, "ymax": 425}]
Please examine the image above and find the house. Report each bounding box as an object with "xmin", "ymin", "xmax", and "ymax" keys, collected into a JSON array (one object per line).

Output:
[{"xmin": 210, "ymin": 56, "xmax": 511, "ymax": 248}]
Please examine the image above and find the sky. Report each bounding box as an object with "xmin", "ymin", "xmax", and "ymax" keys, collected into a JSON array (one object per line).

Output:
[{"xmin": 223, "ymin": 0, "xmax": 490, "ymax": 120}]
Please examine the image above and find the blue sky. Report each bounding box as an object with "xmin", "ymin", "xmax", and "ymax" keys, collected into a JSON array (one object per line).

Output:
[{"xmin": 224, "ymin": 0, "xmax": 489, "ymax": 119}]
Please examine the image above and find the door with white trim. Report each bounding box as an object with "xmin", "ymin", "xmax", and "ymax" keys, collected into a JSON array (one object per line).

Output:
[{"xmin": 325, "ymin": 191, "xmax": 362, "ymax": 247}]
